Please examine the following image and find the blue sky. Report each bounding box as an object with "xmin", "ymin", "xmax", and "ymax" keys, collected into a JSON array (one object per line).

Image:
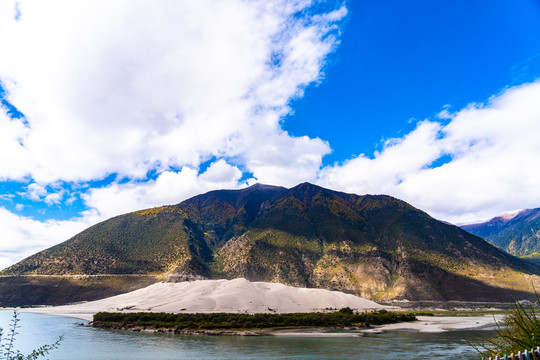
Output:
[
  {"xmin": 286, "ymin": 0, "xmax": 540, "ymax": 164},
  {"xmin": 0, "ymin": 0, "xmax": 540, "ymax": 268}
]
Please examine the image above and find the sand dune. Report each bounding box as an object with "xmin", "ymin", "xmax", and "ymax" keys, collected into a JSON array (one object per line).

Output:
[
  {"xmin": 21, "ymin": 279, "xmax": 500, "ymax": 334},
  {"xmin": 24, "ymin": 278, "xmax": 387, "ymax": 321}
]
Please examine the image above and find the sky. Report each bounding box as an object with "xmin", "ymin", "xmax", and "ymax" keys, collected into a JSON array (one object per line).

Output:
[{"xmin": 1, "ymin": 0, "xmax": 540, "ymax": 269}]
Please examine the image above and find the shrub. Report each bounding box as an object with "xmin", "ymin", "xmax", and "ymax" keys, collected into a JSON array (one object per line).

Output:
[{"xmin": 338, "ymin": 307, "xmax": 354, "ymax": 315}]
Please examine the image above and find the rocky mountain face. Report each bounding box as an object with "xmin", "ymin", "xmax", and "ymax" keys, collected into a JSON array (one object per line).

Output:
[
  {"xmin": 462, "ymin": 208, "xmax": 540, "ymax": 257},
  {"xmin": 2, "ymin": 183, "xmax": 539, "ymax": 305}
]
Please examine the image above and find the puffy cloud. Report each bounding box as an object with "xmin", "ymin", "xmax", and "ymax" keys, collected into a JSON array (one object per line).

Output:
[
  {"xmin": 83, "ymin": 160, "xmax": 244, "ymax": 219},
  {"xmin": 0, "ymin": 207, "xmax": 99, "ymax": 269},
  {"xmin": 19, "ymin": 182, "xmax": 64, "ymax": 204},
  {"xmin": 0, "ymin": 0, "xmax": 345, "ymax": 184},
  {"xmin": 44, "ymin": 191, "xmax": 64, "ymax": 205},
  {"xmin": 24, "ymin": 183, "xmax": 47, "ymax": 201},
  {"xmin": 243, "ymin": 131, "xmax": 330, "ymax": 187},
  {"xmin": 318, "ymin": 80, "xmax": 540, "ymax": 224},
  {"xmin": 0, "ymin": 107, "xmax": 31, "ymax": 180},
  {"xmin": 318, "ymin": 121, "xmax": 443, "ymax": 195}
]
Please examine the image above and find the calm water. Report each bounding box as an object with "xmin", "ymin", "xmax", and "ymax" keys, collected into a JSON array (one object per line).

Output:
[{"xmin": 0, "ymin": 311, "xmax": 492, "ymax": 359}]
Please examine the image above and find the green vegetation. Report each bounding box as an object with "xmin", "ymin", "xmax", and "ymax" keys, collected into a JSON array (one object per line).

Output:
[
  {"xmin": 0, "ymin": 311, "xmax": 62, "ymax": 359},
  {"xmin": 474, "ymin": 292, "xmax": 540, "ymax": 358},
  {"xmin": 92, "ymin": 309, "xmax": 416, "ymax": 331}
]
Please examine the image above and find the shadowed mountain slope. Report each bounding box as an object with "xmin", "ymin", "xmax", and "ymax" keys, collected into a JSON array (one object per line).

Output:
[{"xmin": 2, "ymin": 183, "xmax": 539, "ymax": 303}]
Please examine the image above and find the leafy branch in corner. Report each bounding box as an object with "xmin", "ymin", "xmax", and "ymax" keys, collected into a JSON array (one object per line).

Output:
[
  {"xmin": 472, "ymin": 289, "xmax": 540, "ymax": 359},
  {"xmin": 0, "ymin": 311, "xmax": 62, "ymax": 360}
]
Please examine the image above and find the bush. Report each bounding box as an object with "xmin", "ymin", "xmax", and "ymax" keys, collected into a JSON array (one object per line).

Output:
[{"xmin": 338, "ymin": 307, "xmax": 354, "ymax": 315}]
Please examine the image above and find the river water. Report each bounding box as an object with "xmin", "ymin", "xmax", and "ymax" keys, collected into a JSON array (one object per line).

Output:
[{"xmin": 0, "ymin": 311, "xmax": 491, "ymax": 359}]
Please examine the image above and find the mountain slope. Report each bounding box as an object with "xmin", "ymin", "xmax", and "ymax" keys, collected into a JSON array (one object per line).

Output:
[
  {"xmin": 3, "ymin": 184, "xmax": 287, "ymax": 276},
  {"xmin": 2, "ymin": 183, "xmax": 539, "ymax": 303},
  {"xmin": 462, "ymin": 208, "xmax": 540, "ymax": 256}
]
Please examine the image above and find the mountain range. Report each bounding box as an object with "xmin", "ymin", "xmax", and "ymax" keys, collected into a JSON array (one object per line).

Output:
[
  {"xmin": 462, "ymin": 208, "xmax": 540, "ymax": 258},
  {"xmin": 1, "ymin": 183, "xmax": 538, "ymax": 306}
]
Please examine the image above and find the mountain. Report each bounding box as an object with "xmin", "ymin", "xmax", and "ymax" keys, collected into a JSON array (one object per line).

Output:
[
  {"xmin": 462, "ymin": 208, "xmax": 540, "ymax": 257},
  {"xmin": 2, "ymin": 183, "xmax": 539, "ymax": 306}
]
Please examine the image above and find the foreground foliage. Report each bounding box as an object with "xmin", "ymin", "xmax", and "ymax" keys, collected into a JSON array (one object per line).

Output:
[
  {"xmin": 475, "ymin": 293, "xmax": 540, "ymax": 359},
  {"xmin": 93, "ymin": 308, "xmax": 416, "ymax": 330},
  {"xmin": 0, "ymin": 312, "xmax": 62, "ymax": 360}
]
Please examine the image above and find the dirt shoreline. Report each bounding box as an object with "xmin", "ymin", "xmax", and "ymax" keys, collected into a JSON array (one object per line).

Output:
[{"xmin": 89, "ymin": 323, "xmax": 372, "ymax": 337}]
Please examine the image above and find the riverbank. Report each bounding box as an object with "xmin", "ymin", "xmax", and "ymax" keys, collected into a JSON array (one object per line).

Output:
[
  {"xmin": 5, "ymin": 307, "xmax": 502, "ymax": 336},
  {"xmin": 90, "ymin": 323, "xmax": 370, "ymax": 337},
  {"xmin": 87, "ymin": 314, "xmax": 501, "ymax": 337},
  {"xmin": 272, "ymin": 314, "xmax": 502, "ymax": 336}
]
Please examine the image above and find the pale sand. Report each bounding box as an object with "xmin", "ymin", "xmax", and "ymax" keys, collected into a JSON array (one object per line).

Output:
[
  {"xmin": 365, "ymin": 315, "xmax": 502, "ymax": 333},
  {"xmin": 21, "ymin": 278, "xmax": 386, "ymax": 321},
  {"xmin": 269, "ymin": 315, "xmax": 501, "ymax": 337}
]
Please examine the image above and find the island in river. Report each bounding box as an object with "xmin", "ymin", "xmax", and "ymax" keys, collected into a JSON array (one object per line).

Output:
[{"xmin": 89, "ymin": 308, "xmax": 417, "ymax": 336}]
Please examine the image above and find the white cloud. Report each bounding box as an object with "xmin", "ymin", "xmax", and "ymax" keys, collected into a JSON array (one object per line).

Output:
[
  {"xmin": 318, "ymin": 80, "xmax": 540, "ymax": 224},
  {"xmin": 0, "ymin": 207, "xmax": 100, "ymax": 270},
  {"xmin": 44, "ymin": 191, "xmax": 64, "ymax": 205},
  {"xmin": 18, "ymin": 182, "xmax": 64, "ymax": 205},
  {"xmin": 25, "ymin": 183, "xmax": 47, "ymax": 201},
  {"xmin": 83, "ymin": 160, "xmax": 244, "ymax": 219},
  {"xmin": 0, "ymin": 0, "xmax": 345, "ymax": 184},
  {"xmin": 0, "ymin": 106, "xmax": 32, "ymax": 180},
  {"xmin": 318, "ymin": 120, "xmax": 443, "ymax": 195},
  {"xmin": 244, "ymin": 131, "xmax": 330, "ymax": 187}
]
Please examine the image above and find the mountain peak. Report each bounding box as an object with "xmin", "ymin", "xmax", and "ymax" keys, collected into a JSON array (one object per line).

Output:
[
  {"xmin": 289, "ymin": 182, "xmax": 326, "ymax": 196},
  {"xmin": 497, "ymin": 209, "xmax": 524, "ymax": 221},
  {"xmin": 3, "ymin": 183, "xmax": 539, "ymax": 304},
  {"xmin": 246, "ymin": 183, "xmax": 284, "ymax": 191}
]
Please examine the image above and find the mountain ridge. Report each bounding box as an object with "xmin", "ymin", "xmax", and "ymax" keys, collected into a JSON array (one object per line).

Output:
[
  {"xmin": 462, "ymin": 208, "xmax": 540, "ymax": 256},
  {"xmin": 2, "ymin": 183, "xmax": 539, "ymax": 304}
]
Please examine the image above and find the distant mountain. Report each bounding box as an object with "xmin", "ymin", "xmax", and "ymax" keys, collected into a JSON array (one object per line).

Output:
[
  {"xmin": 462, "ymin": 208, "xmax": 540, "ymax": 257},
  {"xmin": 2, "ymin": 183, "xmax": 539, "ymax": 305}
]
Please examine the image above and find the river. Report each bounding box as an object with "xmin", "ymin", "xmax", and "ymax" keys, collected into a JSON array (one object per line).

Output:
[{"xmin": 0, "ymin": 311, "xmax": 492, "ymax": 359}]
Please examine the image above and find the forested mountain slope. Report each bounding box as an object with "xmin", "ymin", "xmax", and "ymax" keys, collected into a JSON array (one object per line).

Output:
[{"xmin": 3, "ymin": 183, "xmax": 538, "ymax": 303}]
